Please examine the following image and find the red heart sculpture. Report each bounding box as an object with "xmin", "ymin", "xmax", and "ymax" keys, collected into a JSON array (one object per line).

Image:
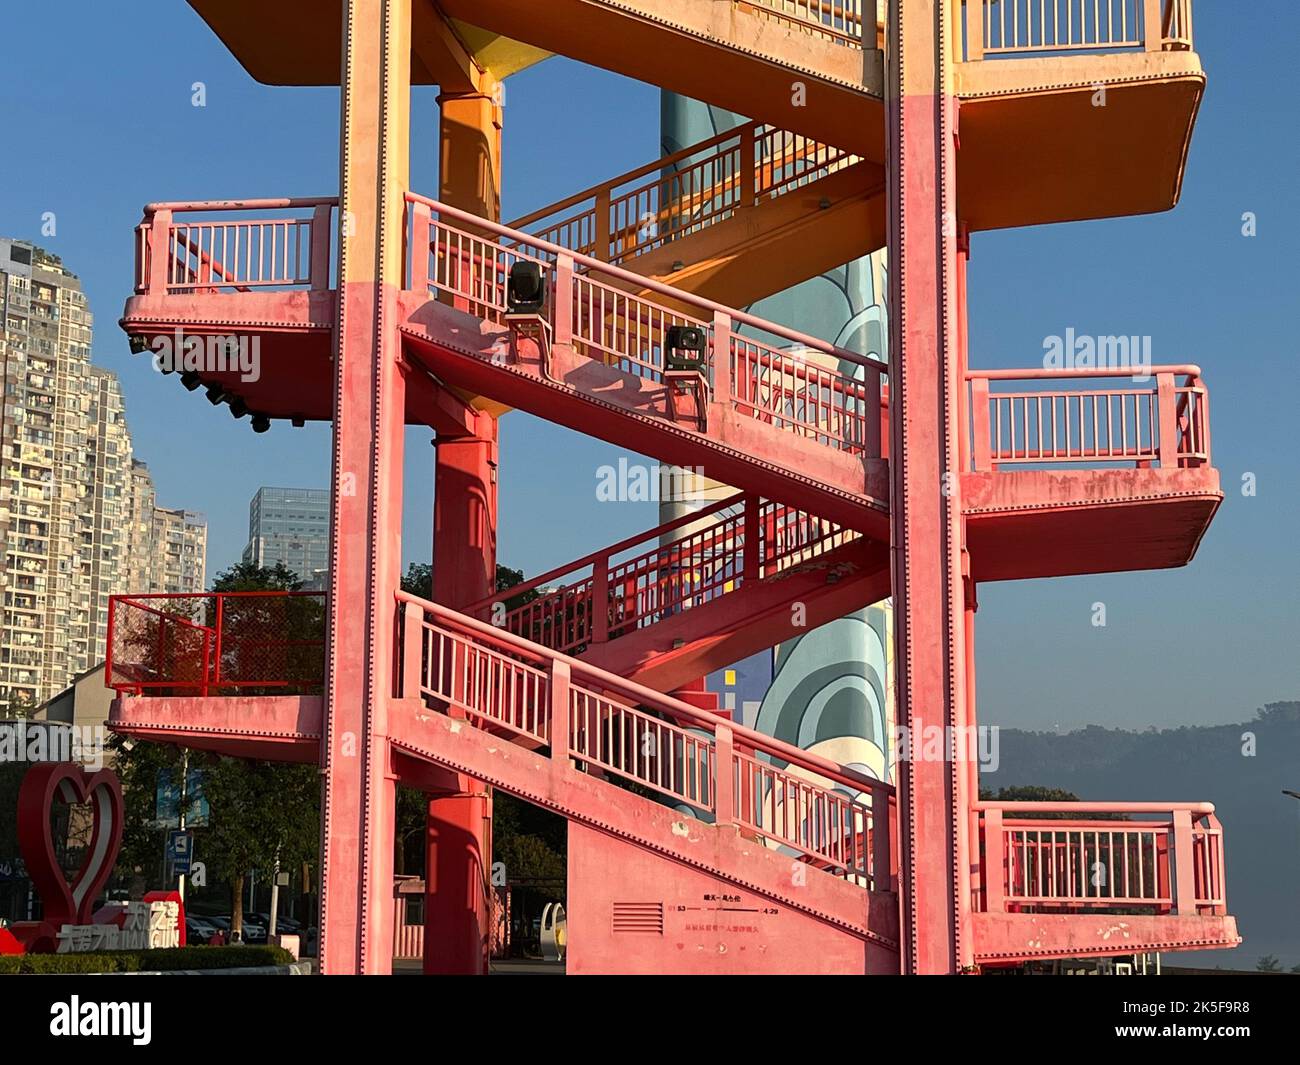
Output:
[{"xmin": 17, "ymin": 762, "xmax": 124, "ymax": 928}]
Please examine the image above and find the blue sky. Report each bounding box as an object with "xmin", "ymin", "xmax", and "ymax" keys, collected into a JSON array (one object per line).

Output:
[{"xmin": 1, "ymin": 1, "xmax": 1295, "ymax": 731}]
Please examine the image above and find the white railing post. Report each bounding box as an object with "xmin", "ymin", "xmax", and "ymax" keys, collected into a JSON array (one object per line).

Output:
[
  {"xmin": 714, "ymin": 723, "xmax": 734, "ymax": 826},
  {"xmin": 406, "ymin": 199, "xmax": 431, "ymax": 293},
  {"xmin": 553, "ymin": 254, "xmax": 574, "ymax": 347},
  {"xmin": 400, "ymin": 600, "xmax": 425, "ymax": 700},
  {"xmin": 1144, "ymin": 0, "xmax": 1164, "ymax": 50},
  {"xmin": 310, "ymin": 204, "xmax": 334, "ymax": 291},
  {"xmin": 712, "ymin": 311, "xmax": 732, "ymax": 403},
  {"xmin": 964, "ymin": 1, "xmax": 984, "ymax": 61},
  {"xmin": 969, "ymin": 376, "xmax": 991, "ymax": 471},
  {"xmin": 549, "ymin": 660, "xmax": 571, "ymax": 766},
  {"xmin": 1156, "ymin": 371, "xmax": 1178, "ymax": 467},
  {"xmin": 1171, "ymin": 808, "xmax": 1197, "ymax": 915},
  {"xmin": 147, "ymin": 209, "xmax": 173, "ymax": 292},
  {"xmin": 983, "ymin": 807, "xmax": 1005, "ymax": 912}
]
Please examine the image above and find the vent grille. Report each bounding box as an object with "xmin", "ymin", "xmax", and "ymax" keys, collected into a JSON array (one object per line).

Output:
[{"xmin": 612, "ymin": 901, "xmax": 664, "ymax": 935}]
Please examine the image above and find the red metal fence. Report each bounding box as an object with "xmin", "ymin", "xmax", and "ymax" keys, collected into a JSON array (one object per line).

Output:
[
  {"xmin": 461, "ymin": 492, "xmax": 853, "ymax": 656},
  {"xmin": 107, "ymin": 592, "xmax": 327, "ymax": 696}
]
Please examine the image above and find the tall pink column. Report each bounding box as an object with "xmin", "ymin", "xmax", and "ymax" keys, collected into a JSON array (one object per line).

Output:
[
  {"xmin": 419, "ymin": 76, "xmax": 506, "ymax": 976},
  {"xmin": 424, "ymin": 420, "xmax": 498, "ymax": 975},
  {"xmin": 318, "ymin": 0, "xmax": 411, "ymax": 975},
  {"xmin": 885, "ymin": 0, "xmax": 975, "ymax": 973}
]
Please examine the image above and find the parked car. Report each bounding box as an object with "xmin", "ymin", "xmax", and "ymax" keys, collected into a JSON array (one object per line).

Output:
[
  {"xmin": 252, "ymin": 911, "xmax": 302, "ymax": 934},
  {"xmin": 186, "ymin": 915, "xmax": 220, "ymax": 944}
]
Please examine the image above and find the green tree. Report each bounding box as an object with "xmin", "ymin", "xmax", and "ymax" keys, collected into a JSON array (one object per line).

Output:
[
  {"xmin": 1257, "ymin": 954, "xmax": 1283, "ymax": 972},
  {"xmin": 201, "ymin": 756, "xmax": 318, "ymax": 939},
  {"xmin": 496, "ymin": 833, "xmax": 565, "ymax": 885},
  {"xmin": 108, "ymin": 733, "xmax": 189, "ymax": 883},
  {"xmin": 0, "ymin": 690, "xmax": 37, "ymax": 719},
  {"xmin": 401, "ymin": 562, "xmax": 538, "ymax": 612}
]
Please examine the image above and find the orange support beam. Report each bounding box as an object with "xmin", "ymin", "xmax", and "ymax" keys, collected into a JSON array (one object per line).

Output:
[{"xmin": 422, "ymin": 72, "xmax": 505, "ymax": 976}]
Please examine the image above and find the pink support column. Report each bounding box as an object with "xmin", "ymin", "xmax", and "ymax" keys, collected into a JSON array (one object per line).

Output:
[
  {"xmin": 318, "ymin": 0, "xmax": 412, "ymax": 976},
  {"xmin": 885, "ymin": 0, "xmax": 975, "ymax": 973},
  {"xmin": 425, "ymin": 415, "xmax": 498, "ymax": 975}
]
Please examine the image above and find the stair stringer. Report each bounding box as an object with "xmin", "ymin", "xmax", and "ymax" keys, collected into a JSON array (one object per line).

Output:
[{"xmin": 389, "ymin": 701, "xmax": 900, "ymax": 956}]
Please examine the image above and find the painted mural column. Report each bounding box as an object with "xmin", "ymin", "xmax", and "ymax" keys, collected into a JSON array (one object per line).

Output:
[
  {"xmin": 885, "ymin": 0, "xmax": 974, "ymax": 973},
  {"xmin": 319, "ymin": 0, "xmax": 411, "ymax": 975},
  {"xmin": 423, "ymin": 77, "xmax": 504, "ymax": 976}
]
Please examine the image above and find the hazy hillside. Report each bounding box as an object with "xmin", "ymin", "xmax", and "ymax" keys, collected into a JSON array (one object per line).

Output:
[{"xmin": 982, "ymin": 701, "xmax": 1300, "ymax": 969}]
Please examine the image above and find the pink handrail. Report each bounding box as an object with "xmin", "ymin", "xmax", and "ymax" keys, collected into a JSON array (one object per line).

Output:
[
  {"xmin": 407, "ymin": 191, "xmax": 886, "ymax": 377},
  {"xmin": 397, "ymin": 590, "xmax": 891, "ymax": 803},
  {"xmin": 969, "ymin": 365, "xmax": 1201, "ymax": 381}
]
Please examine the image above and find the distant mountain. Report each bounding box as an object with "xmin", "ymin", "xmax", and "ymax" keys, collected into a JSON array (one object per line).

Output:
[{"xmin": 982, "ymin": 701, "xmax": 1300, "ymax": 969}]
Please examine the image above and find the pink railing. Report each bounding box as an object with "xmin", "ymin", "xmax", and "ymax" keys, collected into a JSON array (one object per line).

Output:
[
  {"xmin": 461, "ymin": 492, "xmax": 853, "ymax": 656},
  {"xmin": 407, "ymin": 193, "xmax": 887, "ymax": 458},
  {"xmin": 961, "ymin": 0, "xmax": 1194, "ymax": 60},
  {"xmin": 399, "ymin": 592, "xmax": 894, "ymax": 887},
  {"xmin": 107, "ymin": 592, "xmax": 327, "ymax": 696},
  {"xmin": 508, "ymin": 121, "xmax": 859, "ymax": 266},
  {"xmin": 975, "ymin": 801, "xmax": 1227, "ymax": 916},
  {"xmin": 966, "ymin": 366, "xmax": 1209, "ymax": 471},
  {"xmin": 748, "ymin": 0, "xmax": 871, "ymax": 45},
  {"xmin": 133, "ymin": 198, "xmax": 336, "ymax": 295}
]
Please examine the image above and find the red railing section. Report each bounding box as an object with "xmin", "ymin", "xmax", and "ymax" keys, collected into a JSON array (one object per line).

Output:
[
  {"xmin": 133, "ymin": 198, "xmax": 335, "ymax": 296},
  {"xmin": 107, "ymin": 592, "xmax": 326, "ymax": 696},
  {"xmin": 974, "ymin": 801, "xmax": 1226, "ymax": 916},
  {"xmin": 461, "ymin": 492, "xmax": 853, "ymax": 656},
  {"xmin": 398, "ymin": 592, "xmax": 895, "ymax": 888},
  {"xmin": 966, "ymin": 366, "xmax": 1210, "ymax": 471}
]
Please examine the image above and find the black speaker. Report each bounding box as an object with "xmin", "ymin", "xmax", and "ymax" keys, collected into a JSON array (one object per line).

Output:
[
  {"xmin": 665, "ymin": 324, "xmax": 706, "ymax": 372},
  {"xmin": 507, "ymin": 261, "xmax": 546, "ymax": 314}
]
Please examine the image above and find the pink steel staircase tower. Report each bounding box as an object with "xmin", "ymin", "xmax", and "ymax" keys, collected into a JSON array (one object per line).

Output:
[{"xmin": 105, "ymin": 0, "xmax": 1237, "ymax": 973}]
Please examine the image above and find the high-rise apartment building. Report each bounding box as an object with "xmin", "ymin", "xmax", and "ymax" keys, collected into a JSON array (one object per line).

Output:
[
  {"xmin": 242, "ymin": 486, "xmax": 330, "ymax": 586},
  {"xmin": 1, "ymin": 239, "xmax": 206, "ymax": 711}
]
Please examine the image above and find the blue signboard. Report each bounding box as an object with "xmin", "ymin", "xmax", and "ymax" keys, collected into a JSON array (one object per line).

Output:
[{"xmin": 165, "ymin": 829, "xmax": 194, "ymax": 875}]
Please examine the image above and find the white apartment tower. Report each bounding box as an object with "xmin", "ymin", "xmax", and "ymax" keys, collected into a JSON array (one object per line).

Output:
[{"xmin": 1, "ymin": 239, "xmax": 206, "ymax": 712}]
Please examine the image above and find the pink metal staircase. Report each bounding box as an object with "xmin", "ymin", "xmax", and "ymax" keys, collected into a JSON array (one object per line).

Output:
[{"xmin": 106, "ymin": 587, "xmax": 1236, "ymax": 966}]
